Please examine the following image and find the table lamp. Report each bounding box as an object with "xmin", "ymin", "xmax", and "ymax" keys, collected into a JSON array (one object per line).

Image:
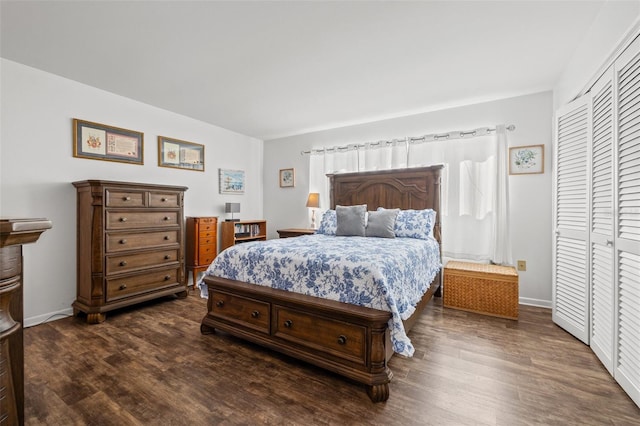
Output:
[
  {"xmin": 306, "ymin": 193, "xmax": 320, "ymax": 229},
  {"xmin": 225, "ymin": 202, "xmax": 240, "ymax": 222}
]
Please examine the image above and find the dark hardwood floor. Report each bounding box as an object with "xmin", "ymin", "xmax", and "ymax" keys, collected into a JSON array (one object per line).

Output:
[{"xmin": 24, "ymin": 289, "xmax": 640, "ymax": 425}]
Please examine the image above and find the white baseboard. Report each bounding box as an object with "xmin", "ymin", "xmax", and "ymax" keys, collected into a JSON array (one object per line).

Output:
[
  {"xmin": 24, "ymin": 307, "xmax": 74, "ymax": 328},
  {"xmin": 519, "ymin": 297, "xmax": 552, "ymax": 309}
]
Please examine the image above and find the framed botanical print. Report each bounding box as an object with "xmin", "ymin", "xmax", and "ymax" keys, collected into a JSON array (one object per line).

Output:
[
  {"xmin": 279, "ymin": 168, "xmax": 295, "ymax": 187},
  {"xmin": 509, "ymin": 145, "xmax": 544, "ymax": 175}
]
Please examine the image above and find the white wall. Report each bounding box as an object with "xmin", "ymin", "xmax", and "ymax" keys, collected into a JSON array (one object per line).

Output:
[
  {"xmin": 0, "ymin": 59, "xmax": 263, "ymax": 326},
  {"xmin": 554, "ymin": 1, "xmax": 640, "ymax": 109},
  {"xmin": 264, "ymin": 92, "xmax": 553, "ymax": 307}
]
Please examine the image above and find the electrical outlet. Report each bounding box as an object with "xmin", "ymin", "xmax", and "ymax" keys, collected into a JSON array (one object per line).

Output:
[{"xmin": 517, "ymin": 260, "xmax": 527, "ymax": 271}]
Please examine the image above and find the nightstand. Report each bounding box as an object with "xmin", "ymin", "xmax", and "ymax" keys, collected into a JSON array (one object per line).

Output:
[{"xmin": 276, "ymin": 228, "xmax": 316, "ymax": 238}]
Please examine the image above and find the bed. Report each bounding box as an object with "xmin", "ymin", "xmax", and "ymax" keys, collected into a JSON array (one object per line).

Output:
[{"xmin": 200, "ymin": 165, "xmax": 443, "ymax": 402}]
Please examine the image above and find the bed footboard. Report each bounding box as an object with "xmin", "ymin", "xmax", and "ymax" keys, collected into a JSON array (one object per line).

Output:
[{"xmin": 200, "ymin": 276, "xmax": 393, "ymax": 402}]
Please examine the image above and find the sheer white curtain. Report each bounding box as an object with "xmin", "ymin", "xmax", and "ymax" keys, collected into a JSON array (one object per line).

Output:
[{"xmin": 308, "ymin": 126, "xmax": 512, "ymax": 265}]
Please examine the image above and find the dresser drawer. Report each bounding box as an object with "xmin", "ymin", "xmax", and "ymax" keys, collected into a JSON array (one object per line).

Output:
[
  {"xmin": 198, "ymin": 253, "xmax": 215, "ymax": 266},
  {"xmin": 106, "ymin": 249, "xmax": 179, "ymax": 275},
  {"xmin": 149, "ymin": 192, "xmax": 180, "ymax": 208},
  {"xmin": 106, "ymin": 211, "xmax": 178, "ymax": 229},
  {"xmin": 106, "ymin": 230, "xmax": 179, "ymax": 252},
  {"xmin": 210, "ymin": 290, "xmax": 270, "ymax": 334},
  {"xmin": 198, "ymin": 235, "xmax": 216, "ymax": 246},
  {"xmin": 106, "ymin": 267, "xmax": 180, "ymax": 302},
  {"xmin": 198, "ymin": 222, "xmax": 217, "ymax": 233},
  {"xmin": 198, "ymin": 244, "xmax": 217, "ymax": 265},
  {"xmin": 105, "ymin": 189, "xmax": 146, "ymax": 208},
  {"xmin": 274, "ymin": 306, "xmax": 366, "ymax": 364}
]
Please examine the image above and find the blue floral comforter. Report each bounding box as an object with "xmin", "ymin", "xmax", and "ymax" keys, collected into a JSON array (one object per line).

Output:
[{"xmin": 199, "ymin": 234, "xmax": 441, "ymax": 357}]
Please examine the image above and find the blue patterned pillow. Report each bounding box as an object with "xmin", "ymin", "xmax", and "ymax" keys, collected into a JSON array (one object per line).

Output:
[
  {"xmin": 316, "ymin": 209, "xmax": 337, "ymax": 235},
  {"xmin": 378, "ymin": 208, "xmax": 436, "ymax": 240}
]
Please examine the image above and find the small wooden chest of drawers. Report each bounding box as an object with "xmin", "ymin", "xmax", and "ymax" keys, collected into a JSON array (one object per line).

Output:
[
  {"xmin": 186, "ymin": 217, "xmax": 218, "ymax": 288},
  {"xmin": 72, "ymin": 180, "xmax": 188, "ymax": 323}
]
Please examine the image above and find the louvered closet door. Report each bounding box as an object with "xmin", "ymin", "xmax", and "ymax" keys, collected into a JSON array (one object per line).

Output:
[
  {"xmin": 590, "ymin": 68, "xmax": 615, "ymax": 374},
  {"xmin": 614, "ymin": 36, "xmax": 640, "ymax": 408},
  {"xmin": 553, "ymin": 96, "xmax": 592, "ymax": 344}
]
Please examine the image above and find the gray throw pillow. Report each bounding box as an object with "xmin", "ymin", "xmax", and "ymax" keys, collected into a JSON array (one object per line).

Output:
[
  {"xmin": 336, "ymin": 204, "xmax": 367, "ymax": 236},
  {"xmin": 366, "ymin": 209, "xmax": 399, "ymax": 238}
]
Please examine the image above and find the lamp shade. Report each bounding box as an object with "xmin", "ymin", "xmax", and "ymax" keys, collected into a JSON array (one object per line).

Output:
[
  {"xmin": 305, "ymin": 193, "xmax": 320, "ymax": 208},
  {"xmin": 225, "ymin": 202, "xmax": 240, "ymax": 213}
]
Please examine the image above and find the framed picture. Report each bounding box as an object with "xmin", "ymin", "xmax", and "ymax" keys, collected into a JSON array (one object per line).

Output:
[
  {"xmin": 158, "ymin": 136, "xmax": 204, "ymax": 171},
  {"xmin": 73, "ymin": 118, "xmax": 143, "ymax": 165},
  {"xmin": 509, "ymin": 145, "xmax": 544, "ymax": 175},
  {"xmin": 219, "ymin": 169, "xmax": 245, "ymax": 194},
  {"xmin": 279, "ymin": 168, "xmax": 295, "ymax": 187}
]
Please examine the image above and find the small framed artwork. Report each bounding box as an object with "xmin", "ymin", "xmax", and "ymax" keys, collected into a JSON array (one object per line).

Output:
[
  {"xmin": 158, "ymin": 136, "xmax": 204, "ymax": 171},
  {"xmin": 219, "ymin": 169, "xmax": 245, "ymax": 194},
  {"xmin": 279, "ymin": 168, "xmax": 295, "ymax": 188},
  {"xmin": 509, "ymin": 145, "xmax": 544, "ymax": 175},
  {"xmin": 73, "ymin": 118, "xmax": 143, "ymax": 165}
]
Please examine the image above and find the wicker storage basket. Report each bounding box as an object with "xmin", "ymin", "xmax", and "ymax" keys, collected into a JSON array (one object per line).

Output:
[{"xmin": 443, "ymin": 261, "xmax": 519, "ymax": 320}]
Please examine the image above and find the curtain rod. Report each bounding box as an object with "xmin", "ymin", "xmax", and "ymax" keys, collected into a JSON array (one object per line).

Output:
[{"xmin": 300, "ymin": 124, "xmax": 515, "ymax": 155}]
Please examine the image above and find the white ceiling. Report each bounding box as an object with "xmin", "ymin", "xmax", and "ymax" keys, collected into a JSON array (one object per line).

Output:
[{"xmin": 1, "ymin": 1, "xmax": 607, "ymax": 140}]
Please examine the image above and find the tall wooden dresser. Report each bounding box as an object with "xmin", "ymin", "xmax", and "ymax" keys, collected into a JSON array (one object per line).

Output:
[
  {"xmin": 72, "ymin": 180, "xmax": 188, "ymax": 324},
  {"xmin": 185, "ymin": 216, "xmax": 218, "ymax": 288},
  {"xmin": 1, "ymin": 217, "xmax": 51, "ymax": 426}
]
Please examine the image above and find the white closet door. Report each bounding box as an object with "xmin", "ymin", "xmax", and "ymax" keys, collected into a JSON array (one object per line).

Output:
[
  {"xmin": 590, "ymin": 68, "xmax": 616, "ymax": 374},
  {"xmin": 553, "ymin": 96, "xmax": 592, "ymax": 344},
  {"xmin": 614, "ymin": 36, "xmax": 640, "ymax": 408}
]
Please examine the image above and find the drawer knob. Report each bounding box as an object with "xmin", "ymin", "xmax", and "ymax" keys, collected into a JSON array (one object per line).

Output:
[
  {"xmin": 161, "ymin": 197, "xmax": 167, "ymax": 202},
  {"xmin": 251, "ymin": 310, "xmax": 260, "ymax": 318},
  {"xmin": 164, "ymin": 255, "xmax": 171, "ymax": 260},
  {"xmin": 119, "ymin": 284, "xmax": 127, "ymax": 290},
  {"xmin": 164, "ymin": 216, "xmax": 170, "ymax": 221},
  {"xmin": 216, "ymin": 300, "xmax": 224, "ymax": 308},
  {"xmin": 119, "ymin": 239, "xmax": 127, "ymax": 244},
  {"xmin": 337, "ymin": 335, "xmax": 347, "ymax": 345},
  {"xmin": 164, "ymin": 235, "xmax": 170, "ymax": 240},
  {"xmin": 119, "ymin": 217, "xmax": 127, "ymax": 222},
  {"xmin": 284, "ymin": 320, "xmax": 293, "ymax": 328},
  {"xmin": 119, "ymin": 261, "xmax": 127, "ymax": 266},
  {"xmin": 123, "ymin": 196, "xmax": 131, "ymax": 201},
  {"xmin": 164, "ymin": 275, "xmax": 171, "ymax": 281}
]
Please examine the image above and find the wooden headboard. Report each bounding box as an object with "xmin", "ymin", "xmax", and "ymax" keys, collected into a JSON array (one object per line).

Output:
[{"xmin": 327, "ymin": 166, "xmax": 443, "ymax": 244}]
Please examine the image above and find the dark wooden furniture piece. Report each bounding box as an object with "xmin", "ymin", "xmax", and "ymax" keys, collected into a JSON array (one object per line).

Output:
[
  {"xmin": 220, "ymin": 220, "xmax": 267, "ymax": 251},
  {"xmin": 72, "ymin": 180, "xmax": 188, "ymax": 324},
  {"xmin": 202, "ymin": 166, "xmax": 443, "ymax": 402},
  {"xmin": 1, "ymin": 217, "xmax": 51, "ymax": 426},
  {"xmin": 185, "ymin": 217, "xmax": 218, "ymax": 288},
  {"xmin": 276, "ymin": 228, "xmax": 316, "ymax": 238}
]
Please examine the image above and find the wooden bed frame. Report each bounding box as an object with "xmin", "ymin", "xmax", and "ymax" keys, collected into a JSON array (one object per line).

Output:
[{"xmin": 201, "ymin": 165, "xmax": 443, "ymax": 402}]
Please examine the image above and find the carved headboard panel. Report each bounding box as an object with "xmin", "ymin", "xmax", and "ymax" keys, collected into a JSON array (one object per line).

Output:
[{"xmin": 328, "ymin": 165, "xmax": 443, "ymax": 243}]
